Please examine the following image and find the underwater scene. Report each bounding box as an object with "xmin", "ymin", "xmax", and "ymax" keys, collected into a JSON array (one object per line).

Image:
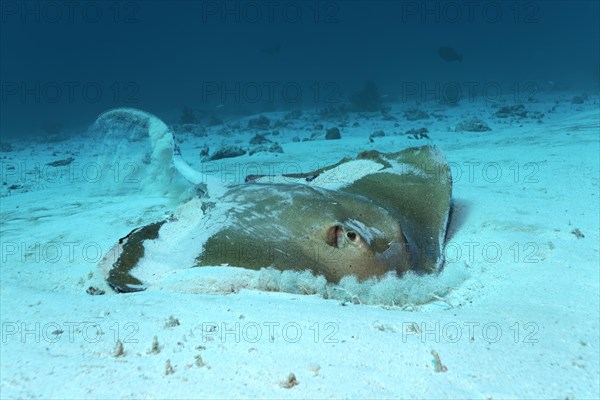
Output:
[{"xmin": 0, "ymin": 1, "xmax": 599, "ymax": 398}]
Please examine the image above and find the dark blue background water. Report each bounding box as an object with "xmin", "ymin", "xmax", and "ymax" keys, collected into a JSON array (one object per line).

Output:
[{"xmin": 1, "ymin": 0, "xmax": 598, "ymax": 138}]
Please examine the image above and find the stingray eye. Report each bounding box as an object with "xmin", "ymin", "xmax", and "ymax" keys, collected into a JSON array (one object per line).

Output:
[{"xmin": 346, "ymin": 231, "xmax": 358, "ymax": 241}]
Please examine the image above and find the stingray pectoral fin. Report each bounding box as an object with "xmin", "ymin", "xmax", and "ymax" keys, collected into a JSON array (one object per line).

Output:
[
  {"xmin": 239, "ymin": 145, "xmax": 452, "ymax": 274},
  {"xmin": 345, "ymin": 146, "xmax": 452, "ymax": 273},
  {"xmin": 106, "ymin": 221, "xmax": 166, "ymax": 293}
]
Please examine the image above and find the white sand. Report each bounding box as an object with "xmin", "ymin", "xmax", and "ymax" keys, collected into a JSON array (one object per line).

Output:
[{"xmin": 1, "ymin": 92, "xmax": 598, "ymax": 399}]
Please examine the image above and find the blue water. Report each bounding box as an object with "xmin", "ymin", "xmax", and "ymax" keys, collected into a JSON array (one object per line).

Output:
[
  {"xmin": 1, "ymin": 0, "xmax": 598, "ymax": 138},
  {"xmin": 1, "ymin": 2, "xmax": 599, "ymax": 398}
]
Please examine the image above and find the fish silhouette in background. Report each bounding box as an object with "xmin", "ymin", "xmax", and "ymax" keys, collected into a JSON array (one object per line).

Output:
[
  {"xmin": 438, "ymin": 46, "xmax": 463, "ymax": 63},
  {"xmin": 261, "ymin": 44, "xmax": 281, "ymax": 55}
]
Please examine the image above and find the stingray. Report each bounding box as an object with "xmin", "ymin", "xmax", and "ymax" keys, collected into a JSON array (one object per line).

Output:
[
  {"xmin": 438, "ymin": 46, "xmax": 463, "ymax": 63},
  {"xmin": 95, "ymin": 108, "xmax": 452, "ymax": 293}
]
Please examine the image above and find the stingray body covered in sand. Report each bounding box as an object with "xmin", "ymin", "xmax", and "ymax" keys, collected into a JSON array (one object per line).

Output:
[{"xmin": 96, "ymin": 109, "xmax": 452, "ymax": 293}]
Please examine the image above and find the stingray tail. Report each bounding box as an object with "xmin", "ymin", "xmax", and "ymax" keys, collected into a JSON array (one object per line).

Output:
[
  {"xmin": 93, "ymin": 108, "xmax": 223, "ymax": 196},
  {"xmin": 172, "ymin": 141, "xmax": 204, "ymax": 185}
]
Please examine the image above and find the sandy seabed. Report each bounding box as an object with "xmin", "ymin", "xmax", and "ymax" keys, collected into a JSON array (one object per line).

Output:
[{"xmin": 1, "ymin": 92, "xmax": 598, "ymax": 399}]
